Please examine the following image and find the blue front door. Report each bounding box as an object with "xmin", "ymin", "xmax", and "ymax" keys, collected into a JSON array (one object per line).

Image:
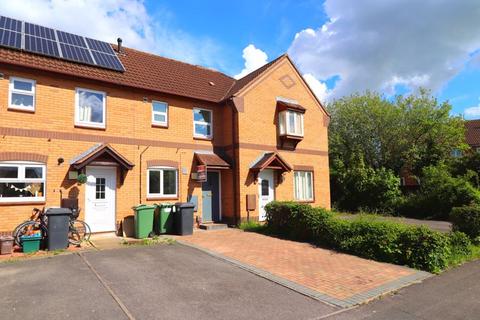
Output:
[{"xmin": 202, "ymin": 171, "xmax": 220, "ymax": 222}]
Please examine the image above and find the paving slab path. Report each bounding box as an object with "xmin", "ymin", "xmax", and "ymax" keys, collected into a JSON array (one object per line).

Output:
[{"xmin": 180, "ymin": 229, "xmax": 431, "ymax": 307}]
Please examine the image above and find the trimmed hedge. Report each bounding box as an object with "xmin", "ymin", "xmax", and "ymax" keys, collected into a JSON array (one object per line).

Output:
[
  {"xmin": 451, "ymin": 206, "xmax": 480, "ymax": 239},
  {"xmin": 265, "ymin": 201, "xmax": 470, "ymax": 273}
]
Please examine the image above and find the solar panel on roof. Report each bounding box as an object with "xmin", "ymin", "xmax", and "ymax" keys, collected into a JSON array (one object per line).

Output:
[
  {"xmin": 56, "ymin": 31, "xmax": 87, "ymax": 48},
  {"xmin": 86, "ymin": 37, "xmax": 115, "ymax": 55},
  {"xmin": 0, "ymin": 16, "xmax": 22, "ymax": 32},
  {"xmin": 91, "ymin": 51, "xmax": 123, "ymax": 70},
  {"xmin": 0, "ymin": 29, "xmax": 21, "ymax": 49},
  {"xmin": 60, "ymin": 43, "xmax": 94, "ymax": 64},
  {"xmin": 25, "ymin": 35, "xmax": 60, "ymax": 56},
  {"xmin": 24, "ymin": 23, "xmax": 56, "ymax": 40},
  {"xmin": 0, "ymin": 15, "xmax": 125, "ymax": 72}
]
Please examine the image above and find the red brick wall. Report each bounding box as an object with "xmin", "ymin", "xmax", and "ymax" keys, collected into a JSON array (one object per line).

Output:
[
  {"xmin": 234, "ymin": 59, "xmax": 330, "ymax": 221},
  {"xmin": 0, "ymin": 59, "xmax": 331, "ymax": 232},
  {"xmin": 0, "ymin": 66, "xmax": 233, "ymax": 232}
]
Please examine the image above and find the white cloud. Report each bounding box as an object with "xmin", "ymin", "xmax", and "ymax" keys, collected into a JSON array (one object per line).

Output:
[
  {"xmin": 0, "ymin": 0, "xmax": 224, "ymax": 68},
  {"xmin": 303, "ymin": 73, "xmax": 329, "ymax": 103},
  {"xmin": 464, "ymin": 101, "xmax": 480, "ymax": 119},
  {"xmin": 288, "ymin": 0, "xmax": 480, "ymax": 100},
  {"xmin": 234, "ymin": 44, "xmax": 268, "ymax": 79}
]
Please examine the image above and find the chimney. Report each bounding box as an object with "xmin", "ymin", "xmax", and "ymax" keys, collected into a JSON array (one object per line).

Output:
[{"xmin": 117, "ymin": 38, "xmax": 123, "ymax": 53}]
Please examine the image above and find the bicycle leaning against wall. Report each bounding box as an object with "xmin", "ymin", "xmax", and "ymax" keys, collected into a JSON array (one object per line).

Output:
[{"xmin": 12, "ymin": 207, "xmax": 91, "ymax": 247}]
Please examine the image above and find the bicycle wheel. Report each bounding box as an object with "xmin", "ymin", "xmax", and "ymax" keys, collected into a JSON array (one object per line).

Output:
[
  {"xmin": 13, "ymin": 221, "xmax": 47, "ymax": 247},
  {"xmin": 69, "ymin": 220, "xmax": 91, "ymax": 245}
]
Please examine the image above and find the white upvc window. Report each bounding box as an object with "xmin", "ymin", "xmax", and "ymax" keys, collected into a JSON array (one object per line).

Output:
[
  {"xmin": 193, "ymin": 108, "xmax": 213, "ymax": 139},
  {"xmin": 152, "ymin": 101, "xmax": 168, "ymax": 126},
  {"xmin": 75, "ymin": 88, "xmax": 106, "ymax": 129},
  {"xmin": 279, "ymin": 110, "xmax": 304, "ymax": 137},
  {"xmin": 294, "ymin": 171, "xmax": 313, "ymax": 201},
  {"xmin": 9, "ymin": 77, "xmax": 36, "ymax": 111},
  {"xmin": 0, "ymin": 161, "xmax": 46, "ymax": 203},
  {"xmin": 147, "ymin": 167, "xmax": 178, "ymax": 198}
]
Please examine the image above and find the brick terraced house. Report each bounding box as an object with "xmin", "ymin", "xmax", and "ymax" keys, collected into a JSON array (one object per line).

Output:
[{"xmin": 0, "ymin": 16, "xmax": 330, "ymax": 234}]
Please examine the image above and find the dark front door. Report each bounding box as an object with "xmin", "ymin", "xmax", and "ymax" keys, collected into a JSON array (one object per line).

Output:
[{"xmin": 202, "ymin": 171, "xmax": 220, "ymax": 222}]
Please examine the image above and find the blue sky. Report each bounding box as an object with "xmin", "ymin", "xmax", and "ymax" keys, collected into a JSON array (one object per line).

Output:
[
  {"xmin": 2, "ymin": 0, "xmax": 480, "ymax": 118},
  {"xmin": 144, "ymin": 0, "xmax": 327, "ymax": 72}
]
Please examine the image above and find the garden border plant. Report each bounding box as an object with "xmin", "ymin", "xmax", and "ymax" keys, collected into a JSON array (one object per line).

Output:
[{"xmin": 260, "ymin": 201, "xmax": 475, "ymax": 273}]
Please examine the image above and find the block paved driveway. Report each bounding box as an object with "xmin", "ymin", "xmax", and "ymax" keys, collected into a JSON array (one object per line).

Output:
[
  {"xmin": 180, "ymin": 229, "xmax": 430, "ymax": 307},
  {"xmin": 0, "ymin": 244, "xmax": 338, "ymax": 320}
]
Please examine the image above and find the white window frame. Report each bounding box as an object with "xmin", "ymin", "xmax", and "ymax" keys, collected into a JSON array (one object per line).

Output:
[
  {"xmin": 147, "ymin": 167, "xmax": 178, "ymax": 198},
  {"xmin": 8, "ymin": 77, "xmax": 36, "ymax": 112},
  {"xmin": 152, "ymin": 100, "xmax": 168, "ymax": 126},
  {"xmin": 74, "ymin": 87, "xmax": 107, "ymax": 129},
  {"xmin": 294, "ymin": 171, "xmax": 314, "ymax": 201},
  {"xmin": 0, "ymin": 161, "xmax": 46, "ymax": 203},
  {"xmin": 279, "ymin": 110, "xmax": 304, "ymax": 137},
  {"xmin": 193, "ymin": 107, "xmax": 213, "ymax": 139}
]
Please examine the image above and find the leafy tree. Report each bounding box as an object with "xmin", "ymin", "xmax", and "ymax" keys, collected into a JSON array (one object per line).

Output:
[{"xmin": 328, "ymin": 89, "xmax": 466, "ymax": 175}]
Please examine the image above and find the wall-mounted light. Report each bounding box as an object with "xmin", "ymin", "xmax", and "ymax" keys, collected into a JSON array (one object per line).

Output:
[
  {"xmin": 0, "ymin": 73, "xmax": 4, "ymax": 79},
  {"xmin": 143, "ymin": 97, "xmax": 148, "ymax": 103},
  {"xmin": 57, "ymin": 157, "xmax": 64, "ymax": 165}
]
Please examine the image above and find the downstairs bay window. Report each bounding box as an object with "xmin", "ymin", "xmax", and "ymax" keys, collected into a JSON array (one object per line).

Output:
[
  {"xmin": 0, "ymin": 162, "xmax": 46, "ymax": 203},
  {"xmin": 294, "ymin": 171, "xmax": 313, "ymax": 202},
  {"xmin": 147, "ymin": 167, "xmax": 178, "ymax": 198}
]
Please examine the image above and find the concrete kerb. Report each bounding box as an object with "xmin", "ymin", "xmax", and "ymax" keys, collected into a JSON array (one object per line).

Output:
[{"xmin": 176, "ymin": 239, "xmax": 432, "ymax": 308}]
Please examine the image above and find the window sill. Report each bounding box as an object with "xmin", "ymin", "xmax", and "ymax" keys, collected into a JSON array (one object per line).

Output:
[
  {"xmin": 8, "ymin": 107, "xmax": 35, "ymax": 113},
  {"xmin": 146, "ymin": 196, "xmax": 179, "ymax": 201},
  {"xmin": 294, "ymin": 199, "xmax": 315, "ymax": 204},
  {"xmin": 193, "ymin": 136, "xmax": 213, "ymax": 141},
  {"xmin": 74, "ymin": 123, "xmax": 106, "ymax": 131},
  {"xmin": 0, "ymin": 200, "xmax": 46, "ymax": 206},
  {"xmin": 152, "ymin": 123, "xmax": 168, "ymax": 129}
]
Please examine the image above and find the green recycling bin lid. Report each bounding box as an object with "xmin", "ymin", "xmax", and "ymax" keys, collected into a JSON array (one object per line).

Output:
[{"xmin": 133, "ymin": 204, "xmax": 156, "ymax": 210}]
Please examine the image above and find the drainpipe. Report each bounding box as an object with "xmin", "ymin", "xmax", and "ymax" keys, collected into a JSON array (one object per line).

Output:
[
  {"xmin": 230, "ymin": 99, "xmax": 240, "ymax": 225},
  {"xmin": 139, "ymin": 146, "xmax": 150, "ymax": 204}
]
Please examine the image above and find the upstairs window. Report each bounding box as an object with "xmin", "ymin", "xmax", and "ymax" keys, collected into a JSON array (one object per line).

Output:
[
  {"xmin": 9, "ymin": 77, "xmax": 36, "ymax": 112},
  {"xmin": 147, "ymin": 167, "xmax": 178, "ymax": 198},
  {"xmin": 0, "ymin": 162, "xmax": 46, "ymax": 203},
  {"xmin": 193, "ymin": 108, "xmax": 213, "ymax": 139},
  {"xmin": 294, "ymin": 171, "xmax": 313, "ymax": 201},
  {"xmin": 75, "ymin": 88, "xmax": 106, "ymax": 129},
  {"xmin": 152, "ymin": 101, "xmax": 168, "ymax": 126},
  {"xmin": 279, "ymin": 110, "xmax": 304, "ymax": 137}
]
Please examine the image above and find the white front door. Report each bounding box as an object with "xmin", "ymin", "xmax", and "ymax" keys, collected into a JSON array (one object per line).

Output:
[
  {"xmin": 258, "ymin": 169, "xmax": 275, "ymax": 221},
  {"xmin": 85, "ymin": 166, "xmax": 116, "ymax": 232}
]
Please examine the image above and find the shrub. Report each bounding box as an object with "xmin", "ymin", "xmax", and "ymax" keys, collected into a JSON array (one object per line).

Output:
[
  {"xmin": 451, "ymin": 206, "xmax": 480, "ymax": 239},
  {"xmin": 397, "ymin": 164, "xmax": 480, "ymax": 219},
  {"xmin": 334, "ymin": 217, "xmax": 405, "ymax": 263},
  {"xmin": 449, "ymin": 231, "xmax": 472, "ymax": 256},
  {"xmin": 397, "ymin": 226, "xmax": 451, "ymax": 273},
  {"xmin": 265, "ymin": 201, "xmax": 333, "ymax": 241},
  {"xmin": 331, "ymin": 155, "xmax": 402, "ymax": 213},
  {"xmin": 264, "ymin": 201, "xmax": 466, "ymax": 273}
]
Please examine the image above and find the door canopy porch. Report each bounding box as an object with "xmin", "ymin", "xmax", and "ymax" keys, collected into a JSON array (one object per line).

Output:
[
  {"xmin": 194, "ymin": 152, "xmax": 231, "ymax": 170},
  {"xmin": 250, "ymin": 152, "xmax": 292, "ymax": 181},
  {"xmin": 70, "ymin": 143, "xmax": 134, "ymax": 182}
]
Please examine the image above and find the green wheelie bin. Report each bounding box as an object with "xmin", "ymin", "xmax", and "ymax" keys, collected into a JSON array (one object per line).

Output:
[
  {"xmin": 154, "ymin": 204, "xmax": 175, "ymax": 235},
  {"xmin": 133, "ymin": 204, "xmax": 155, "ymax": 238}
]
